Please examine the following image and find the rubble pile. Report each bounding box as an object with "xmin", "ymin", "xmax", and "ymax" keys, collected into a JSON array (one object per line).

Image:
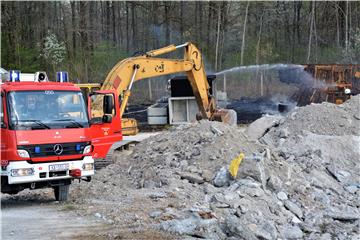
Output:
[
  {"xmin": 74, "ymin": 95, "xmax": 360, "ymax": 239},
  {"xmin": 128, "ymin": 120, "xmax": 265, "ymax": 189},
  {"xmin": 255, "ymin": 95, "xmax": 360, "ymax": 239}
]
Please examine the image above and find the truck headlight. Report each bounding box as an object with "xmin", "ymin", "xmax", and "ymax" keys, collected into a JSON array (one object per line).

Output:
[
  {"xmin": 82, "ymin": 163, "xmax": 94, "ymax": 171},
  {"xmin": 83, "ymin": 145, "xmax": 92, "ymax": 154},
  {"xmin": 10, "ymin": 168, "xmax": 34, "ymax": 177},
  {"xmin": 17, "ymin": 150, "xmax": 30, "ymax": 158},
  {"xmin": 344, "ymin": 88, "xmax": 351, "ymax": 94}
]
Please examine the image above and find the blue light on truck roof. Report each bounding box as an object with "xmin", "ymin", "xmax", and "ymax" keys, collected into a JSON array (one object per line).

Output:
[
  {"xmin": 9, "ymin": 70, "xmax": 20, "ymax": 82},
  {"xmin": 34, "ymin": 146, "xmax": 41, "ymax": 153},
  {"xmin": 57, "ymin": 71, "xmax": 68, "ymax": 82}
]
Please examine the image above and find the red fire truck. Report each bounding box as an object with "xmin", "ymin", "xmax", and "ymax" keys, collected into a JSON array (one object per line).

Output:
[{"xmin": 0, "ymin": 72, "xmax": 122, "ymax": 201}]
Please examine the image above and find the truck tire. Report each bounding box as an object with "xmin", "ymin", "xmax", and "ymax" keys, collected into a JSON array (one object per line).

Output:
[{"xmin": 53, "ymin": 184, "xmax": 70, "ymax": 202}]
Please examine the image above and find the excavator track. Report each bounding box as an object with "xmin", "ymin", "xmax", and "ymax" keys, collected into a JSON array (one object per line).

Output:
[{"xmin": 94, "ymin": 140, "xmax": 137, "ymax": 170}]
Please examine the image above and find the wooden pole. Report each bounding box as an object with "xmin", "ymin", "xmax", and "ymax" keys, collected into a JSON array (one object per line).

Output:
[{"xmin": 215, "ymin": 4, "xmax": 221, "ymax": 71}]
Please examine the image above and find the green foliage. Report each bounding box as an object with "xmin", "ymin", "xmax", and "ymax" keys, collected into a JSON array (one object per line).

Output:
[
  {"xmin": 258, "ymin": 43, "xmax": 280, "ymax": 64},
  {"xmin": 317, "ymin": 47, "xmax": 342, "ymax": 63},
  {"xmin": 40, "ymin": 31, "xmax": 66, "ymax": 69},
  {"xmin": 354, "ymin": 29, "xmax": 360, "ymax": 54},
  {"xmin": 1, "ymin": 38, "xmax": 42, "ymax": 72},
  {"xmin": 1, "ymin": 1, "xmax": 359, "ymax": 81},
  {"xmin": 221, "ymin": 38, "xmax": 282, "ymax": 69},
  {"xmin": 87, "ymin": 42, "xmax": 128, "ymax": 82},
  {"xmin": 340, "ymin": 29, "xmax": 360, "ymax": 63},
  {"xmin": 61, "ymin": 41, "xmax": 128, "ymax": 83}
]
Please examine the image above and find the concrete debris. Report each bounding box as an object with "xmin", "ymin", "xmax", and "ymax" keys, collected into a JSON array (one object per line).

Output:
[
  {"xmin": 284, "ymin": 200, "xmax": 303, "ymax": 219},
  {"xmin": 245, "ymin": 115, "xmax": 283, "ymax": 141},
  {"xmin": 73, "ymin": 95, "xmax": 360, "ymax": 239},
  {"xmin": 325, "ymin": 208, "xmax": 360, "ymax": 221},
  {"xmin": 225, "ymin": 215, "xmax": 258, "ymax": 240},
  {"xmin": 344, "ymin": 184, "xmax": 359, "ymax": 194},
  {"xmin": 160, "ymin": 215, "xmax": 225, "ymax": 239},
  {"xmin": 319, "ymin": 233, "xmax": 332, "ymax": 240},
  {"xmin": 149, "ymin": 210, "xmax": 162, "ymax": 218},
  {"xmin": 237, "ymin": 155, "xmax": 269, "ymax": 184},
  {"xmin": 279, "ymin": 225, "xmax": 303, "ymax": 239},
  {"xmin": 148, "ymin": 192, "xmax": 167, "ymax": 199},
  {"xmin": 248, "ymin": 219, "xmax": 277, "ymax": 240},
  {"xmin": 291, "ymin": 216, "xmax": 302, "ymax": 224},
  {"xmin": 180, "ymin": 172, "xmax": 204, "ymax": 184},
  {"xmin": 213, "ymin": 167, "xmax": 231, "ymax": 187},
  {"xmin": 277, "ymin": 191, "xmax": 288, "ymax": 201},
  {"xmin": 279, "ymin": 128, "xmax": 289, "ymax": 138},
  {"xmin": 210, "ymin": 125, "xmax": 224, "ymax": 136},
  {"xmin": 201, "ymin": 169, "xmax": 214, "ymax": 182}
]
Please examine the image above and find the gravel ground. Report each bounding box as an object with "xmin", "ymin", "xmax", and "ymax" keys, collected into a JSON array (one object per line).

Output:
[
  {"xmin": 72, "ymin": 95, "xmax": 360, "ymax": 239},
  {"xmin": 4, "ymin": 95, "xmax": 359, "ymax": 240},
  {"xmin": 1, "ymin": 189, "xmax": 117, "ymax": 240}
]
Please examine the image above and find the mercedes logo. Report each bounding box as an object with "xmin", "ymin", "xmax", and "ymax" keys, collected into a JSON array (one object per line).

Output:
[{"xmin": 53, "ymin": 144, "xmax": 63, "ymax": 155}]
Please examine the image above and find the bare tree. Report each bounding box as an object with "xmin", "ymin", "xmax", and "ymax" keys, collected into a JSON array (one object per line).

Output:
[
  {"xmin": 240, "ymin": 1, "xmax": 250, "ymax": 65},
  {"xmin": 307, "ymin": 1, "xmax": 315, "ymax": 63},
  {"xmin": 2, "ymin": 0, "xmax": 358, "ymax": 85},
  {"xmin": 335, "ymin": 2, "xmax": 340, "ymax": 47},
  {"xmin": 214, "ymin": 3, "xmax": 221, "ymax": 71},
  {"xmin": 256, "ymin": 12, "xmax": 263, "ymax": 65},
  {"xmin": 345, "ymin": 0, "xmax": 349, "ymax": 52}
]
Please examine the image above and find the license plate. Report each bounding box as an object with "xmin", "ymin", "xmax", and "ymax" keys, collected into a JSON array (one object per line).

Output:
[{"xmin": 49, "ymin": 163, "xmax": 69, "ymax": 172}]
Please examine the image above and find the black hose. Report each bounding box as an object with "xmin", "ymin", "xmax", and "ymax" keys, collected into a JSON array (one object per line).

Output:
[{"xmin": 132, "ymin": 51, "xmax": 146, "ymax": 57}]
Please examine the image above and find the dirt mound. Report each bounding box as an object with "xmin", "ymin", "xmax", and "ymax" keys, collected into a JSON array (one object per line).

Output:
[
  {"xmin": 266, "ymin": 94, "xmax": 360, "ymax": 139},
  {"xmin": 257, "ymin": 95, "xmax": 360, "ymax": 239},
  {"xmin": 127, "ymin": 120, "xmax": 264, "ymax": 188},
  {"xmin": 74, "ymin": 96, "xmax": 360, "ymax": 239}
]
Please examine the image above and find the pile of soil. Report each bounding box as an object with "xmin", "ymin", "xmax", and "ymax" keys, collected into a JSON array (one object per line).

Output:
[{"xmin": 73, "ymin": 95, "xmax": 360, "ymax": 239}]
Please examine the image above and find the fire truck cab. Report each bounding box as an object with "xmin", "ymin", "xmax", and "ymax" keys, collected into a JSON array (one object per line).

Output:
[{"xmin": 0, "ymin": 73, "xmax": 122, "ymax": 201}]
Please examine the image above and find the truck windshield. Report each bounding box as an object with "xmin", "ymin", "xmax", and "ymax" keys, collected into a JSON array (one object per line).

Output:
[{"xmin": 8, "ymin": 90, "xmax": 89, "ymax": 130}]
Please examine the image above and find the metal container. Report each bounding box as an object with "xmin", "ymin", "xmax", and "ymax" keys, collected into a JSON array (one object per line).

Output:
[
  {"xmin": 168, "ymin": 97, "xmax": 198, "ymax": 124},
  {"xmin": 147, "ymin": 105, "xmax": 168, "ymax": 125}
]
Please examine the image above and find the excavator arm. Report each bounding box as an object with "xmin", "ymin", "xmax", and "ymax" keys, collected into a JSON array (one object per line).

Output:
[
  {"xmin": 86, "ymin": 42, "xmax": 236, "ymax": 135},
  {"xmin": 101, "ymin": 42, "xmax": 217, "ymax": 119}
]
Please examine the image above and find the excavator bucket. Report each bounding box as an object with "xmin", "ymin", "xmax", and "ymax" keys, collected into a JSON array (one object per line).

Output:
[{"xmin": 212, "ymin": 109, "xmax": 238, "ymax": 126}]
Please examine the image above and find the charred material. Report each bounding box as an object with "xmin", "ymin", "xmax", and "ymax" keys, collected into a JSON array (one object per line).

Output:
[{"xmin": 292, "ymin": 64, "xmax": 360, "ymax": 105}]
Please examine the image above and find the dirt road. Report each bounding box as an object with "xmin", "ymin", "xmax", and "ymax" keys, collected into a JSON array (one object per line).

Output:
[
  {"xmin": 1, "ymin": 189, "xmax": 115, "ymax": 240},
  {"xmin": 1, "ymin": 187, "xmax": 177, "ymax": 240}
]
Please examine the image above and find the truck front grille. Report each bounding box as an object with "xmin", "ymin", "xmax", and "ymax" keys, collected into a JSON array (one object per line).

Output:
[{"xmin": 18, "ymin": 142, "xmax": 90, "ymax": 158}]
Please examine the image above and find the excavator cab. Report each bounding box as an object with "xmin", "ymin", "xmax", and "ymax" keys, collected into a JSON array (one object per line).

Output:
[{"xmin": 79, "ymin": 83, "xmax": 139, "ymax": 135}]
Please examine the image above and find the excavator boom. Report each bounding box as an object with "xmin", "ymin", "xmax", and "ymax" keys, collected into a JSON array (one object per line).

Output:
[
  {"xmin": 101, "ymin": 42, "xmax": 216, "ymax": 119},
  {"xmin": 85, "ymin": 42, "xmax": 236, "ymax": 135}
]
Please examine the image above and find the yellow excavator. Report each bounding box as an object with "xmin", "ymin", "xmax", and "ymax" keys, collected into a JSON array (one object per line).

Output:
[{"xmin": 77, "ymin": 42, "xmax": 236, "ymax": 135}]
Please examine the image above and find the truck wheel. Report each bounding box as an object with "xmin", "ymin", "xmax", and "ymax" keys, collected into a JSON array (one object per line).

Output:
[{"xmin": 53, "ymin": 184, "xmax": 70, "ymax": 201}]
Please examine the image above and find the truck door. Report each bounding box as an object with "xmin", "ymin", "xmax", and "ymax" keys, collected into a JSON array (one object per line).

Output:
[
  {"xmin": 1, "ymin": 91, "xmax": 17, "ymax": 162},
  {"xmin": 0, "ymin": 91, "xmax": 7, "ymax": 161},
  {"xmin": 89, "ymin": 91, "xmax": 122, "ymax": 159}
]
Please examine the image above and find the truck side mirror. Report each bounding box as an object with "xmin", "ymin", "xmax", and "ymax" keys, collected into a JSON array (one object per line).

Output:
[
  {"xmin": 103, "ymin": 95, "xmax": 114, "ymax": 115},
  {"xmin": 102, "ymin": 114, "xmax": 112, "ymax": 123}
]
